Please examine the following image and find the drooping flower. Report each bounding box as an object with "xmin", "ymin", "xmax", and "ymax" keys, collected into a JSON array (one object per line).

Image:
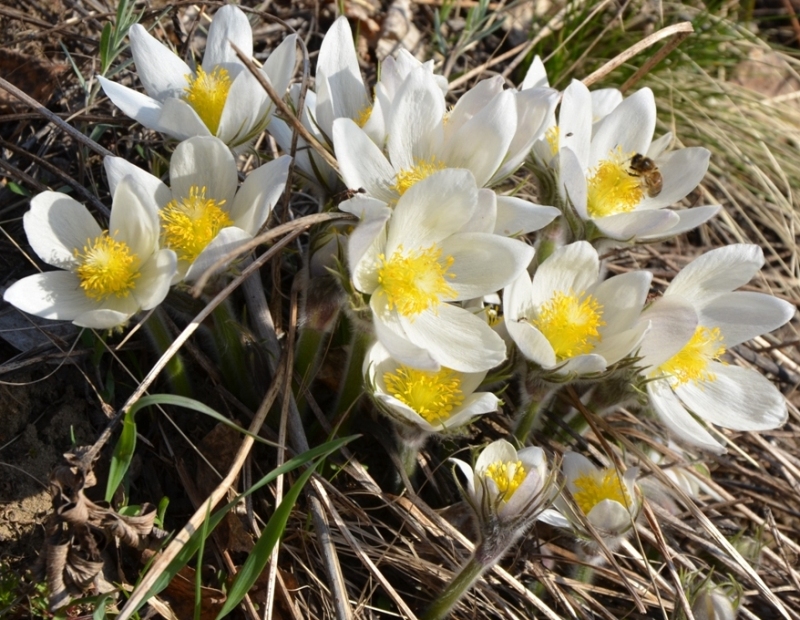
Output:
[
  {"xmin": 332, "ymin": 65, "xmax": 560, "ymax": 236},
  {"xmin": 365, "ymin": 342, "xmax": 498, "ymax": 434},
  {"xmin": 504, "ymin": 241, "xmax": 651, "ymax": 376},
  {"xmin": 341, "ymin": 169, "xmax": 535, "ymax": 373},
  {"xmin": 105, "ymin": 136, "xmax": 290, "ymax": 282},
  {"xmin": 4, "ymin": 181, "xmax": 177, "ymax": 329},
  {"xmin": 555, "ymin": 82, "xmax": 720, "ymax": 242},
  {"xmin": 638, "ymin": 244, "xmax": 795, "ymax": 453},
  {"xmin": 98, "ymin": 5, "xmax": 297, "ymax": 147},
  {"xmin": 540, "ymin": 452, "xmax": 639, "ymax": 543}
]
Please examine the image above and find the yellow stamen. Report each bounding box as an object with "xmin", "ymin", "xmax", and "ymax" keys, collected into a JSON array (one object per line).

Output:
[
  {"xmin": 484, "ymin": 460, "xmax": 527, "ymax": 501},
  {"xmin": 657, "ymin": 326, "xmax": 726, "ymax": 386},
  {"xmin": 545, "ymin": 125, "xmax": 560, "ymax": 156},
  {"xmin": 355, "ymin": 104, "xmax": 373, "ymax": 128},
  {"xmin": 377, "ymin": 245, "xmax": 457, "ymax": 317},
  {"xmin": 391, "ymin": 157, "xmax": 446, "ymax": 196},
  {"xmin": 161, "ymin": 186, "xmax": 232, "ymax": 263},
  {"xmin": 74, "ymin": 233, "xmax": 140, "ymax": 300},
  {"xmin": 572, "ymin": 468, "xmax": 631, "ymax": 515},
  {"xmin": 586, "ymin": 148, "xmax": 643, "ymax": 218},
  {"xmin": 383, "ymin": 366, "xmax": 464, "ymax": 425},
  {"xmin": 183, "ymin": 66, "xmax": 232, "ymax": 135},
  {"xmin": 533, "ymin": 290, "xmax": 605, "ymax": 360}
]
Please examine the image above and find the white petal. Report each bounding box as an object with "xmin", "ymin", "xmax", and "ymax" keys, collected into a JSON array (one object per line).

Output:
[
  {"xmin": 666, "ymin": 244, "xmax": 764, "ymax": 306},
  {"xmin": 520, "ymin": 56, "xmax": 549, "ymax": 89},
  {"xmin": 589, "ymin": 88, "xmax": 655, "ymax": 168},
  {"xmin": 635, "ymin": 205, "xmax": 720, "ymax": 241},
  {"xmin": 590, "ymin": 88, "xmax": 623, "ymax": 122},
  {"xmin": 562, "ymin": 452, "xmax": 597, "ymax": 492},
  {"xmin": 170, "ymin": 136, "xmax": 237, "ymax": 206},
  {"xmin": 676, "ymin": 363, "xmax": 788, "ymax": 431},
  {"xmin": 557, "ymin": 353, "xmax": 608, "ymax": 375},
  {"xmin": 593, "ymin": 210, "xmax": 679, "ymax": 240},
  {"xmin": 158, "ymin": 97, "xmax": 213, "ymax": 141},
  {"xmin": 701, "ymin": 291, "xmax": 795, "ymax": 347},
  {"xmin": 217, "ymin": 69, "xmax": 268, "ymax": 146},
  {"xmin": 342, "ymin": 197, "xmax": 391, "ymax": 292},
  {"xmin": 184, "ymin": 227, "xmax": 252, "ymax": 283},
  {"xmin": 447, "ymin": 77, "xmax": 503, "ymax": 136},
  {"xmin": 506, "ymin": 319, "xmax": 557, "ymax": 368},
  {"xmin": 638, "ymin": 295, "xmax": 698, "ymax": 370},
  {"xmin": 503, "ymin": 269, "xmax": 533, "ymax": 322},
  {"xmin": 400, "ymin": 303, "xmax": 507, "ymax": 372},
  {"xmin": 109, "ymin": 176, "xmax": 159, "ymax": 259},
  {"xmin": 530, "ymin": 241, "xmax": 598, "ymax": 305},
  {"xmin": 475, "ymin": 439, "xmax": 518, "ymax": 471},
  {"xmin": 73, "ymin": 308, "xmax": 135, "ymax": 329},
  {"xmin": 134, "ymin": 249, "xmax": 177, "ymax": 309},
  {"xmin": 230, "ymin": 155, "xmax": 291, "ymax": 235},
  {"xmin": 371, "ymin": 290, "xmax": 439, "ymax": 370},
  {"xmin": 203, "ymin": 5, "xmax": 252, "ymax": 74},
  {"xmin": 316, "ymin": 16, "xmax": 369, "ymax": 122},
  {"xmin": 591, "ymin": 270, "xmax": 652, "ymax": 337},
  {"xmin": 263, "ymin": 34, "xmax": 298, "ymax": 98},
  {"xmin": 559, "ymin": 147, "xmax": 588, "ymax": 217},
  {"xmin": 647, "ymin": 380, "xmax": 724, "ymax": 453},
  {"xmin": 559, "ymin": 80, "xmax": 593, "ymax": 170},
  {"xmin": 441, "ymin": 233, "xmax": 534, "ymax": 300},
  {"xmin": 24, "ymin": 192, "xmax": 100, "ymax": 269},
  {"xmin": 451, "ymin": 458, "xmax": 476, "ymax": 500},
  {"xmin": 494, "ymin": 196, "xmax": 559, "ymax": 236},
  {"xmin": 128, "ymin": 24, "xmax": 191, "ymax": 99},
  {"xmin": 646, "ymin": 132, "xmax": 672, "ymax": 159},
  {"xmin": 458, "ymin": 188, "xmax": 495, "ymax": 234},
  {"xmin": 104, "ymin": 156, "xmax": 171, "ymax": 209},
  {"xmin": 332, "ymin": 118, "xmax": 396, "ymax": 201},
  {"xmin": 3, "ymin": 271, "xmax": 97, "ymax": 321},
  {"xmin": 537, "ymin": 508, "xmax": 570, "ymax": 528},
  {"xmin": 587, "ymin": 499, "xmax": 631, "ymax": 534},
  {"xmin": 640, "ymin": 147, "xmax": 710, "ymax": 209},
  {"xmin": 97, "ymin": 76, "xmax": 165, "ymax": 132},
  {"xmin": 593, "ymin": 324, "xmax": 648, "ymax": 366}
]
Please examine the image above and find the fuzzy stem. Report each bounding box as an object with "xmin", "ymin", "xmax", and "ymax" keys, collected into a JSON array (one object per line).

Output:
[
  {"xmin": 293, "ymin": 326, "xmax": 327, "ymax": 414},
  {"xmin": 421, "ymin": 554, "xmax": 488, "ymax": 620},
  {"xmin": 331, "ymin": 324, "xmax": 371, "ymax": 425},
  {"xmin": 144, "ymin": 308, "xmax": 192, "ymax": 397},
  {"xmin": 514, "ymin": 397, "xmax": 541, "ymax": 444},
  {"xmin": 211, "ymin": 300, "xmax": 259, "ymax": 409}
]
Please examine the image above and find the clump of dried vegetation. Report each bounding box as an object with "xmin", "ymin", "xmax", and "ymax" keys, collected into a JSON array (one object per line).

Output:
[{"xmin": 0, "ymin": 0, "xmax": 799, "ymax": 618}]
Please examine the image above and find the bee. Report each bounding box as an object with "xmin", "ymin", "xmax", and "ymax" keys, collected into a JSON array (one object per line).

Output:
[{"xmin": 628, "ymin": 153, "xmax": 663, "ymax": 198}]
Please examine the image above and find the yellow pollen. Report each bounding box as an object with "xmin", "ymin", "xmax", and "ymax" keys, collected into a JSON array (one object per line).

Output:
[
  {"xmin": 572, "ymin": 468, "xmax": 631, "ymax": 515},
  {"xmin": 183, "ymin": 65, "xmax": 232, "ymax": 135},
  {"xmin": 586, "ymin": 148, "xmax": 643, "ymax": 218},
  {"xmin": 533, "ymin": 290, "xmax": 605, "ymax": 360},
  {"xmin": 391, "ymin": 157, "xmax": 446, "ymax": 196},
  {"xmin": 378, "ymin": 245, "xmax": 457, "ymax": 317},
  {"xmin": 545, "ymin": 125, "xmax": 560, "ymax": 156},
  {"xmin": 161, "ymin": 186, "xmax": 232, "ymax": 263},
  {"xmin": 74, "ymin": 232, "xmax": 140, "ymax": 300},
  {"xmin": 657, "ymin": 326, "xmax": 726, "ymax": 386},
  {"xmin": 484, "ymin": 460, "xmax": 527, "ymax": 501},
  {"xmin": 383, "ymin": 366, "xmax": 464, "ymax": 425},
  {"xmin": 355, "ymin": 104, "xmax": 373, "ymax": 128}
]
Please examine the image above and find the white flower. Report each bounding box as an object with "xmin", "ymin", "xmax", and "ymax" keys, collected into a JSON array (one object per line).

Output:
[
  {"xmin": 638, "ymin": 244, "xmax": 795, "ymax": 453},
  {"xmin": 365, "ymin": 341, "xmax": 499, "ymax": 433},
  {"xmin": 105, "ymin": 136, "xmax": 290, "ymax": 282},
  {"xmin": 342, "ymin": 169, "xmax": 535, "ymax": 373},
  {"xmin": 692, "ymin": 587, "xmax": 738, "ymax": 620},
  {"xmin": 541, "ymin": 452, "xmax": 639, "ymax": 542},
  {"xmin": 504, "ymin": 241, "xmax": 651, "ymax": 376},
  {"xmin": 98, "ymin": 5, "xmax": 297, "ymax": 147},
  {"xmin": 556, "ymin": 82, "xmax": 720, "ymax": 242},
  {"xmin": 4, "ymin": 182, "xmax": 177, "ymax": 329},
  {"xmin": 452, "ymin": 439, "xmax": 551, "ymax": 527},
  {"xmin": 332, "ymin": 65, "xmax": 560, "ymax": 235}
]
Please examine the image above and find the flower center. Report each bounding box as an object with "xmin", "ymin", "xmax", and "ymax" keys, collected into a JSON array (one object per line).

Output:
[
  {"xmin": 572, "ymin": 468, "xmax": 631, "ymax": 515},
  {"xmin": 355, "ymin": 104, "xmax": 373, "ymax": 128},
  {"xmin": 533, "ymin": 290, "xmax": 605, "ymax": 360},
  {"xmin": 545, "ymin": 125, "xmax": 560, "ymax": 156},
  {"xmin": 383, "ymin": 366, "xmax": 464, "ymax": 425},
  {"xmin": 586, "ymin": 148, "xmax": 643, "ymax": 218},
  {"xmin": 483, "ymin": 460, "xmax": 527, "ymax": 501},
  {"xmin": 656, "ymin": 326, "xmax": 726, "ymax": 386},
  {"xmin": 183, "ymin": 66, "xmax": 232, "ymax": 135},
  {"xmin": 377, "ymin": 245, "xmax": 457, "ymax": 317},
  {"xmin": 74, "ymin": 232, "xmax": 140, "ymax": 300},
  {"xmin": 161, "ymin": 186, "xmax": 232, "ymax": 263},
  {"xmin": 391, "ymin": 157, "xmax": 446, "ymax": 196}
]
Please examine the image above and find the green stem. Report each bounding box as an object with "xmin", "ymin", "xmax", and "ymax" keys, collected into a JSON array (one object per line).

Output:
[
  {"xmin": 514, "ymin": 397, "xmax": 541, "ymax": 444},
  {"xmin": 144, "ymin": 308, "xmax": 192, "ymax": 397},
  {"xmin": 294, "ymin": 326, "xmax": 327, "ymax": 415},
  {"xmin": 421, "ymin": 554, "xmax": 488, "ymax": 620},
  {"xmin": 211, "ymin": 301, "xmax": 259, "ymax": 410},
  {"xmin": 331, "ymin": 325, "xmax": 371, "ymax": 427}
]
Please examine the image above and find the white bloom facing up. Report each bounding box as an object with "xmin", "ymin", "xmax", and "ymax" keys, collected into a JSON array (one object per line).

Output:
[
  {"xmin": 452, "ymin": 439, "xmax": 552, "ymax": 528},
  {"xmin": 105, "ymin": 136, "xmax": 291, "ymax": 283},
  {"xmin": 333, "ymin": 65, "xmax": 560, "ymax": 236},
  {"xmin": 638, "ymin": 244, "xmax": 795, "ymax": 453},
  {"xmin": 98, "ymin": 5, "xmax": 297, "ymax": 147},
  {"xmin": 541, "ymin": 452, "xmax": 639, "ymax": 543},
  {"xmin": 556, "ymin": 82, "xmax": 720, "ymax": 242},
  {"xmin": 365, "ymin": 342, "xmax": 499, "ymax": 434},
  {"xmin": 342, "ymin": 169, "xmax": 535, "ymax": 373},
  {"xmin": 4, "ymin": 182, "xmax": 177, "ymax": 329},
  {"xmin": 504, "ymin": 241, "xmax": 651, "ymax": 376}
]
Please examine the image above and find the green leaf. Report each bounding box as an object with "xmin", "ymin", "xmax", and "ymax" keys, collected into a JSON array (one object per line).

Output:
[
  {"xmin": 6, "ymin": 182, "xmax": 30, "ymax": 197},
  {"xmin": 105, "ymin": 406, "xmax": 137, "ymax": 502},
  {"xmin": 215, "ymin": 462, "xmax": 318, "ymax": 618},
  {"xmin": 99, "ymin": 22, "xmax": 113, "ymax": 73}
]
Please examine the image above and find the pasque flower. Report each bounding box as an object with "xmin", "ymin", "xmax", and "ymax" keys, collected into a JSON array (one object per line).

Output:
[
  {"xmin": 105, "ymin": 136, "xmax": 290, "ymax": 283},
  {"xmin": 342, "ymin": 169, "xmax": 535, "ymax": 373},
  {"xmin": 98, "ymin": 5, "xmax": 297, "ymax": 147},
  {"xmin": 638, "ymin": 244, "xmax": 795, "ymax": 453},
  {"xmin": 4, "ymin": 181, "xmax": 177, "ymax": 329},
  {"xmin": 504, "ymin": 241, "xmax": 651, "ymax": 376}
]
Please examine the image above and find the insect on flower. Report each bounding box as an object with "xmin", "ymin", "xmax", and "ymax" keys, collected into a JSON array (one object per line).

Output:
[{"xmin": 628, "ymin": 153, "xmax": 663, "ymax": 198}]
